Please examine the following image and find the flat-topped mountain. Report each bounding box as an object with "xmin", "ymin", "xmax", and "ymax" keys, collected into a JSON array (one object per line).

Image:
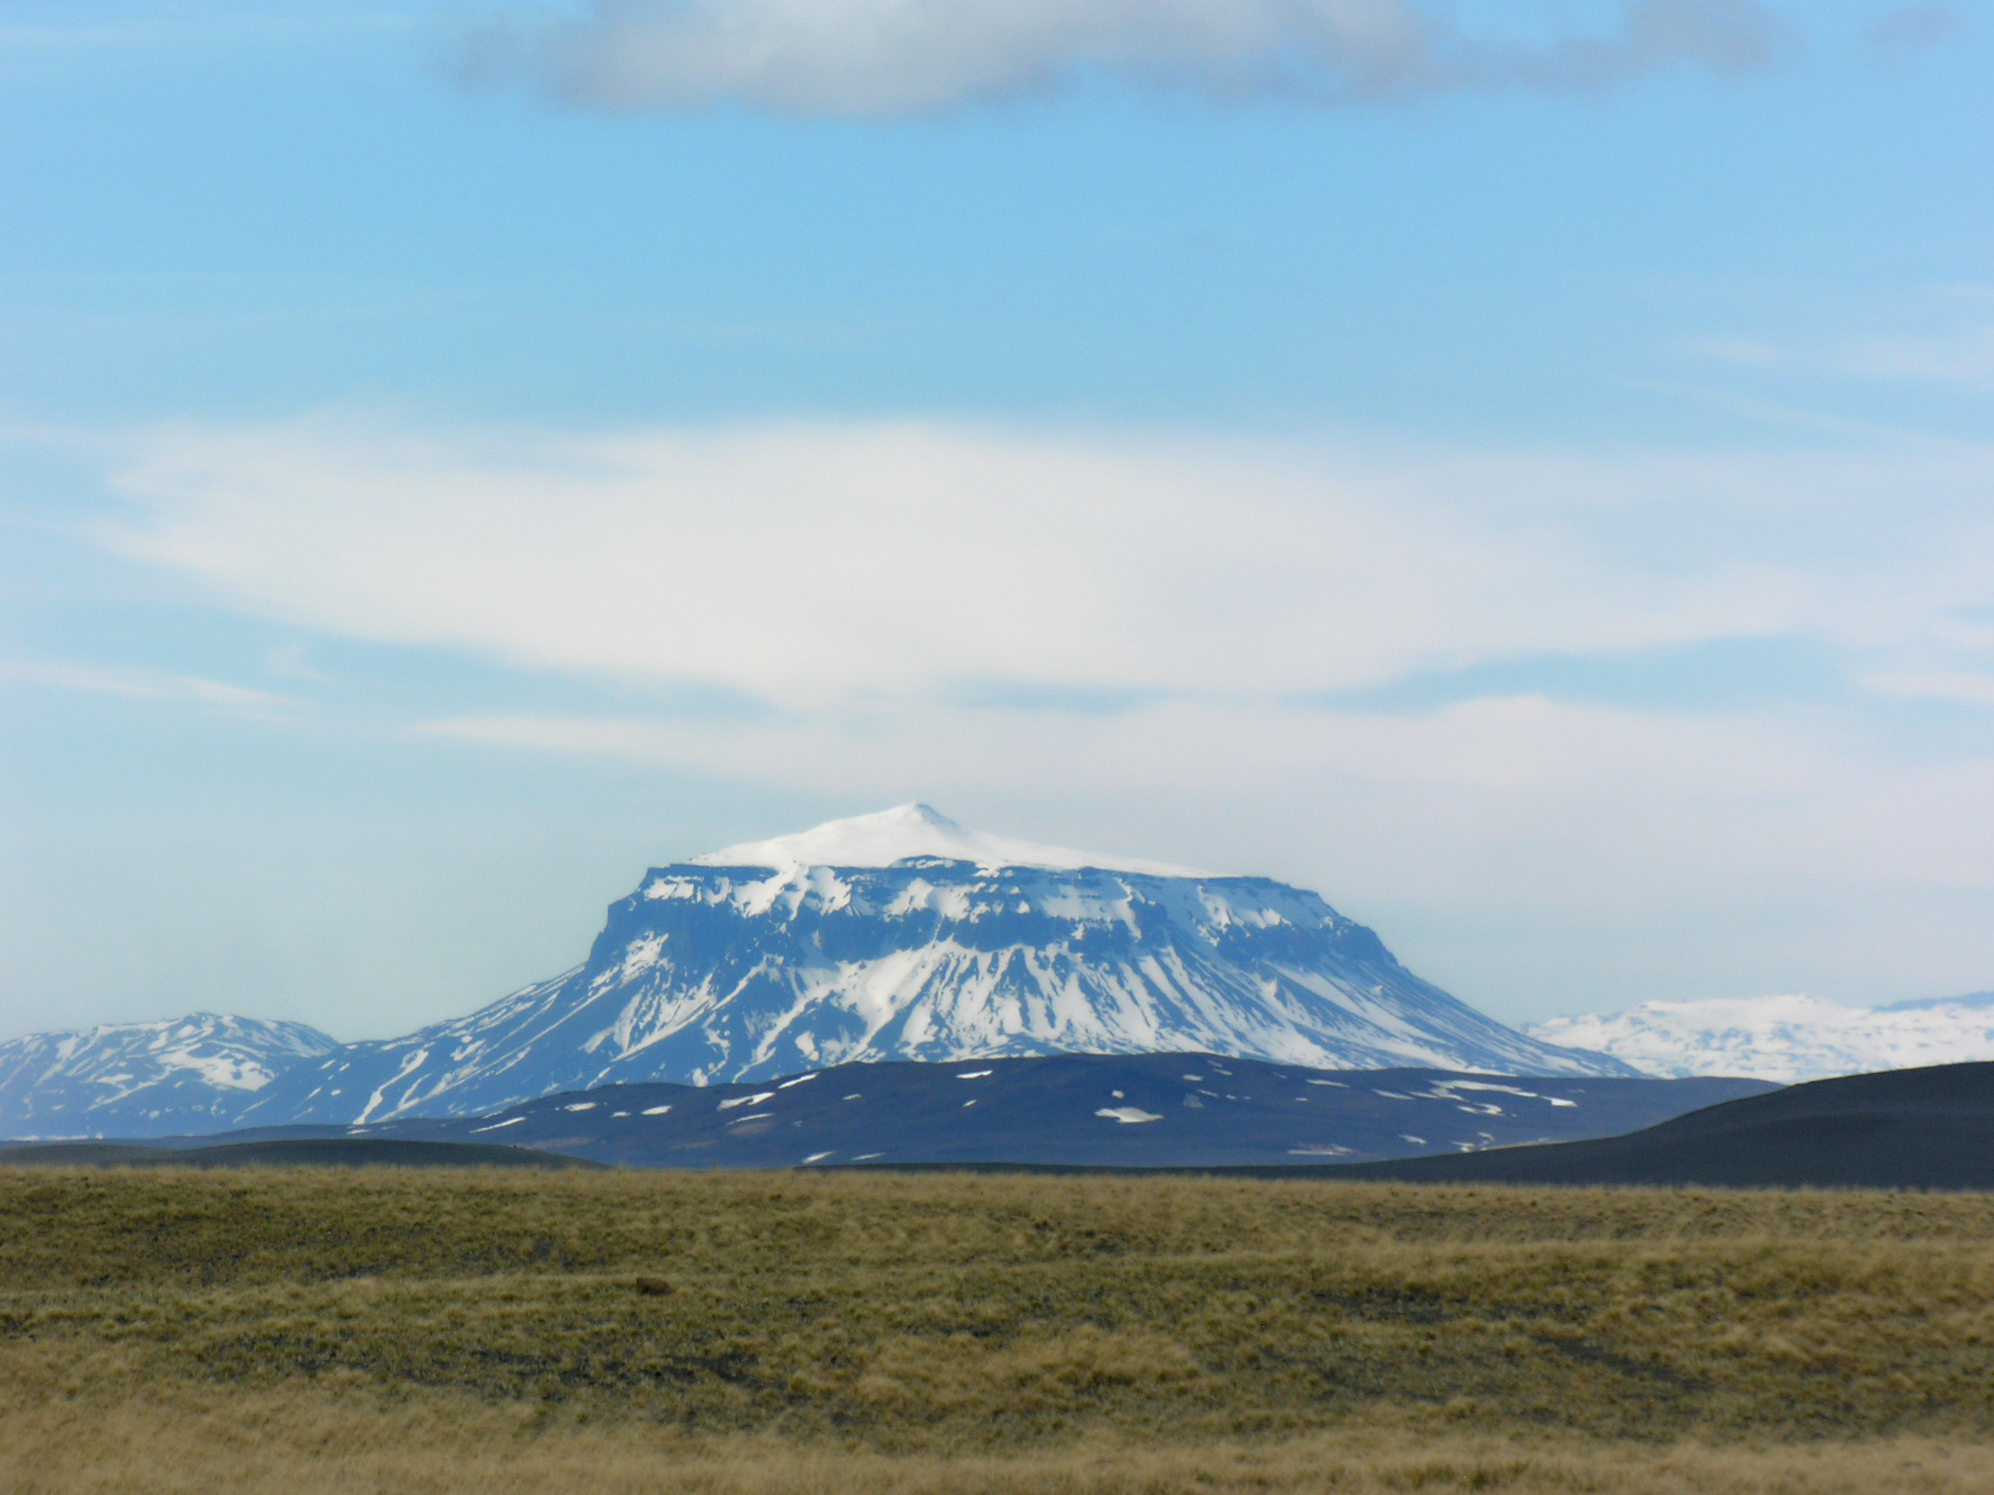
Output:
[{"xmin": 240, "ymin": 805, "xmax": 1632, "ymax": 1127}]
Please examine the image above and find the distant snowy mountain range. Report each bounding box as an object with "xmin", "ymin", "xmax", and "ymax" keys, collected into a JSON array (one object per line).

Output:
[
  {"xmin": 1527, "ymin": 992, "xmax": 1994, "ymax": 1084},
  {"xmin": 0, "ymin": 804, "xmax": 1631, "ymax": 1137},
  {"xmin": 0, "ymin": 1013, "xmax": 338, "ymax": 1138}
]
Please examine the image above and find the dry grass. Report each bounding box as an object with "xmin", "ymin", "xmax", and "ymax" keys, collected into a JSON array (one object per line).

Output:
[
  {"xmin": 4, "ymin": 1167, "xmax": 1993, "ymax": 1491},
  {"xmin": 9, "ymin": 1390, "xmax": 1994, "ymax": 1495}
]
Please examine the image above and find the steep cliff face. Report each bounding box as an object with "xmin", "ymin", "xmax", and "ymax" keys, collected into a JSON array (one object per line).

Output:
[{"xmin": 244, "ymin": 807, "xmax": 1633, "ymax": 1126}]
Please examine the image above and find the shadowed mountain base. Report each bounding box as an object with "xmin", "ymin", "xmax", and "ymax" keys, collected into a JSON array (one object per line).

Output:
[
  {"xmin": 28, "ymin": 1054, "xmax": 1762, "ymax": 1170},
  {"xmin": 1305, "ymin": 1062, "xmax": 1994, "ymax": 1189},
  {"xmin": 0, "ymin": 1138, "xmax": 602, "ymax": 1170}
]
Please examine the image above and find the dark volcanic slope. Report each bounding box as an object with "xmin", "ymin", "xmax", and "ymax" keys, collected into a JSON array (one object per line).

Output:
[
  {"xmin": 1312, "ymin": 1061, "xmax": 1994, "ymax": 1189},
  {"xmin": 205, "ymin": 1052, "xmax": 1769, "ymax": 1169}
]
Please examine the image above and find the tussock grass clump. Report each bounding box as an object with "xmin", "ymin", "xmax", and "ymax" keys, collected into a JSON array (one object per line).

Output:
[{"xmin": 3, "ymin": 1167, "xmax": 1993, "ymax": 1490}]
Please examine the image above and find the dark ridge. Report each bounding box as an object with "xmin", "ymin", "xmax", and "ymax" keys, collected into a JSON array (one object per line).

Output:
[
  {"xmin": 0, "ymin": 1137, "xmax": 603, "ymax": 1171},
  {"xmin": 801, "ymin": 1063, "xmax": 1994, "ymax": 1192},
  {"xmin": 0, "ymin": 1142, "xmax": 168, "ymax": 1167},
  {"xmin": 1274, "ymin": 1061, "xmax": 1994, "ymax": 1190},
  {"xmin": 5, "ymin": 1054, "xmax": 1772, "ymax": 1171}
]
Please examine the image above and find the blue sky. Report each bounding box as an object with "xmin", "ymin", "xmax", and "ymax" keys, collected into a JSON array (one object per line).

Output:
[{"xmin": 3, "ymin": 0, "xmax": 1991, "ymax": 1042}]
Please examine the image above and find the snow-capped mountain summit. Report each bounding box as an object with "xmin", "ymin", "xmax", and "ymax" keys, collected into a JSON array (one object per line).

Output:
[
  {"xmin": 0, "ymin": 1013, "xmax": 340, "ymax": 1139},
  {"xmin": 243, "ymin": 806, "xmax": 1633, "ymax": 1126},
  {"xmin": 693, "ymin": 803, "xmax": 1212, "ymax": 878}
]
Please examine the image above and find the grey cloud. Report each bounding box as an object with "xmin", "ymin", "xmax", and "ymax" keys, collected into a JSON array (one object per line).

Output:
[
  {"xmin": 455, "ymin": 0, "xmax": 1796, "ymax": 118},
  {"xmin": 1625, "ymin": 0, "xmax": 1791, "ymax": 71},
  {"xmin": 1864, "ymin": 4, "xmax": 1965, "ymax": 64}
]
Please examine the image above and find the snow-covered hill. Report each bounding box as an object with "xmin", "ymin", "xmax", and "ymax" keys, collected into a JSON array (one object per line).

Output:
[
  {"xmin": 1526, "ymin": 992, "xmax": 1994, "ymax": 1084},
  {"xmin": 241, "ymin": 804, "xmax": 1634, "ymax": 1126},
  {"xmin": 0, "ymin": 1013, "xmax": 340, "ymax": 1138}
]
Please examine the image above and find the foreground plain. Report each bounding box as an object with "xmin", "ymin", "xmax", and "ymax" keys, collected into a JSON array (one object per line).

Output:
[{"xmin": 4, "ymin": 1167, "xmax": 1994, "ymax": 1492}]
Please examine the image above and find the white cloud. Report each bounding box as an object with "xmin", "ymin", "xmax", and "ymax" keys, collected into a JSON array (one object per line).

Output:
[
  {"xmin": 413, "ymin": 691, "xmax": 1994, "ymax": 922},
  {"xmin": 459, "ymin": 0, "xmax": 1793, "ymax": 116},
  {"xmin": 0, "ymin": 659, "xmax": 296, "ymax": 715},
  {"xmin": 1861, "ymin": 669, "xmax": 1994, "ymax": 707},
  {"xmin": 89, "ymin": 415, "xmax": 1994, "ymax": 712},
  {"xmin": 416, "ymin": 694, "xmax": 1827, "ymax": 804},
  {"xmin": 31, "ymin": 412, "xmax": 1994, "ymax": 1022}
]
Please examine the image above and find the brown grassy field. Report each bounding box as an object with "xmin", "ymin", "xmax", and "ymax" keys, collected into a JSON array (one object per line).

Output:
[{"xmin": 3, "ymin": 1166, "xmax": 1993, "ymax": 1492}]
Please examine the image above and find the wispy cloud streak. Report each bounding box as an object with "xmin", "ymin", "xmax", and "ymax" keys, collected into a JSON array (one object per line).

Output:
[
  {"xmin": 0, "ymin": 659, "xmax": 297, "ymax": 715},
  {"xmin": 456, "ymin": 0, "xmax": 1794, "ymax": 117}
]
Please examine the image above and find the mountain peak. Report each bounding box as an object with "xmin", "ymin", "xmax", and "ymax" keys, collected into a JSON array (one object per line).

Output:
[{"xmin": 690, "ymin": 802, "xmax": 1214, "ymax": 878}]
